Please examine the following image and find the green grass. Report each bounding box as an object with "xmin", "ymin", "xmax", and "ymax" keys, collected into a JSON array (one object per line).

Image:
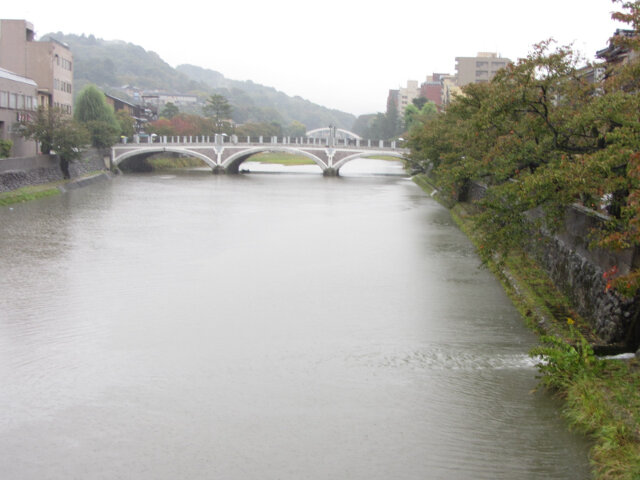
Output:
[
  {"xmin": 248, "ymin": 152, "xmax": 315, "ymax": 165},
  {"xmin": 0, "ymin": 184, "xmax": 61, "ymax": 206},
  {"xmin": 366, "ymin": 155, "xmax": 403, "ymax": 161},
  {"xmin": 0, "ymin": 171, "xmax": 110, "ymax": 207},
  {"xmin": 146, "ymin": 156, "xmax": 207, "ymax": 169},
  {"xmin": 413, "ymin": 174, "xmax": 640, "ymax": 480}
]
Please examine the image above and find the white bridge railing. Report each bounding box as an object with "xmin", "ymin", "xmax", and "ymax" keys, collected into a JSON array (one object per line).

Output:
[{"xmin": 122, "ymin": 134, "xmax": 404, "ymax": 150}]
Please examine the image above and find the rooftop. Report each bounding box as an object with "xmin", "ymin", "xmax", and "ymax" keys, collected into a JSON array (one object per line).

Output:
[{"xmin": 0, "ymin": 67, "xmax": 37, "ymax": 86}]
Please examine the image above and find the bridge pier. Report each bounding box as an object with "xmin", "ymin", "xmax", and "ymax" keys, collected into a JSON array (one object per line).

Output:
[
  {"xmin": 211, "ymin": 165, "xmax": 226, "ymax": 175},
  {"xmin": 323, "ymin": 167, "xmax": 339, "ymax": 177}
]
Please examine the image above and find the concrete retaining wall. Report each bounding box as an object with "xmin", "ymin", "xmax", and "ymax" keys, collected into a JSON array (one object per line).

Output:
[{"xmin": 0, "ymin": 148, "xmax": 109, "ymax": 193}]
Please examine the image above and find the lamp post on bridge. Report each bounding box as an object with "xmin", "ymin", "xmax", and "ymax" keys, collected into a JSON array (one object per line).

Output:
[{"xmin": 328, "ymin": 124, "xmax": 337, "ymax": 147}]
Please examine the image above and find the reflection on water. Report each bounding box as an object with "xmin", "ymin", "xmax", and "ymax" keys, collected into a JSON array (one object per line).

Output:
[{"xmin": 0, "ymin": 163, "xmax": 591, "ymax": 479}]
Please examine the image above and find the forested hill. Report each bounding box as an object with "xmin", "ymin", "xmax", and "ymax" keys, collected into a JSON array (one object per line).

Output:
[
  {"xmin": 44, "ymin": 33, "xmax": 356, "ymax": 130},
  {"xmin": 175, "ymin": 64, "xmax": 355, "ymax": 131}
]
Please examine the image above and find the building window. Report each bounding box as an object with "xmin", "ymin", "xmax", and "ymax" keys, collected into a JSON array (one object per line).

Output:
[
  {"xmin": 9, "ymin": 93, "xmax": 17, "ymax": 109},
  {"xmin": 0, "ymin": 91, "xmax": 7, "ymax": 108}
]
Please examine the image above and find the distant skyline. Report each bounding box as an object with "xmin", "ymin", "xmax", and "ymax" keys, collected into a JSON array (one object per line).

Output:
[{"xmin": 2, "ymin": 0, "xmax": 625, "ymax": 116}]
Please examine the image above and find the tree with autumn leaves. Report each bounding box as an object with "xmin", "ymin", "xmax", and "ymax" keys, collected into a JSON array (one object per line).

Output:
[{"xmin": 408, "ymin": 0, "xmax": 640, "ymax": 297}]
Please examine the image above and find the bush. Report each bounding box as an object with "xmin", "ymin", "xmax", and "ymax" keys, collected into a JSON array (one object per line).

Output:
[{"xmin": 0, "ymin": 139, "xmax": 12, "ymax": 158}]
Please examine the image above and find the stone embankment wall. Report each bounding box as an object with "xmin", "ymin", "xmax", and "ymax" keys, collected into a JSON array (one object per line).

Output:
[
  {"xmin": 0, "ymin": 149, "xmax": 109, "ymax": 193},
  {"xmin": 461, "ymin": 180, "xmax": 639, "ymax": 347}
]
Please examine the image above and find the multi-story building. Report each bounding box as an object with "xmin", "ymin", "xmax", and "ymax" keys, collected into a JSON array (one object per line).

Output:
[
  {"xmin": 397, "ymin": 80, "xmax": 420, "ymax": 115},
  {"xmin": 420, "ymin": 73, "xmax": 450, "ymax": 107},
  {"xmin": 0, "ymin": 20, "xmax": 73, "ymax": 113},
  {"xmin": 454, "ymin": 52, "xmax": 511, "ymax": 86},
  {"xmin": 0, "ymin": 66, "xmax": 39, "ymax": 157}
]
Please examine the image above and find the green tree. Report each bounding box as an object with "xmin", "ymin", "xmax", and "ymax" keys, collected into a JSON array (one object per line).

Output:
[
  {"xmin": 160, "ymin": 102, "xmax": 179, "ymax": 119},
  {"xmin": 407, "ymin": 0, "xmax": 640, "ymax": 296},
  {"xmin": 74, "ymin": 85, "xmax": 120, "ymax": 148},
  {"xmin": 384, "ymin": 96, "xmax": 401, "ymax": 139},
  {"xmin": 21, "ymin": 106, "xmax": 89, "ymax": 178},
  {"xmin": 404, "ymin": 104, "xmax": 420, "ymax": 132},
  {"xmin": 0, "ymin": 140, "xmax": 12, "ymax": 158},
  {"xmin": 115, "ymin": 110, "xmax": 136, "ymax": 138},
  {"xmin": 412, "ymin": 97, "xmax": 428, "ymax": 109},
  {"xmin": 203, "ymin": 94, "xmax": 233, "ymax": 132},
  {"xmin": 286, "ymin": 120, "xmax": 306, "ymax": 137}
]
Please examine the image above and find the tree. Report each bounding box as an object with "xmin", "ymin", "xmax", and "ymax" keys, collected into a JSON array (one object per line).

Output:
[
  {"xmin": 404, "ymin": 104, "xmax": 420, "ymax": 132},
  {"xmin": 115, "ymin": 110, "xmax": 136, "ymax": 138},
  {"xmin": 203, "ymin": 94, "xmax": 232, "ymax": 132},
  {"xmin": 21, "ymin": 106, "xmax": 89, "ymax": 178},
  {"xmin": 286, "ymin": 120, "xmax": 306, "ymax": 137},
  {"xmin": 74, "ymin": 85, "xmax": 120, "ymax": 148},
  {"xmin": 384, "ymin": 96, "xmax": 401, "ymax": 139},
  {"xmin": 407, "ymin": 0, "xmax": 640, "ymax": 296},
  {"xmin": 412, "ymin": 97, "xmax": 429, "ymax": 110},
  {"xmin": 160, "ymin": 102, "xmax": 179, "ymax": 119}
]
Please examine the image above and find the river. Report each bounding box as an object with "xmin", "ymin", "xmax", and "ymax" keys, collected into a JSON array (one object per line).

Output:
[{"xmin": 0, "ymin": 159, "xmax": 591, "ymax": 479}]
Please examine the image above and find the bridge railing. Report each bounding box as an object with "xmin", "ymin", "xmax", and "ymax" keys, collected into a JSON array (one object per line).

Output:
[{"xmin": 119, "ymin": 134, "xmax": 405, "ymax": 150}]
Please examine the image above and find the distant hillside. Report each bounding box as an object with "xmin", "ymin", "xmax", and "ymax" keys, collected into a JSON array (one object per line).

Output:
[
  {"xmin": 44, "ymin": 33, "xmax": 355, "ymax": 130},
  {"xmin": 176, "ymin": 64, "xmax": 355, "ymax": 130}
]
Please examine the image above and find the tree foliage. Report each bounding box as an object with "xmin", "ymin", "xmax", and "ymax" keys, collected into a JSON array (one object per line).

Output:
[
  {"xmin": 74, "ymin": 85, "xmax": 120, "ymax": 148},
  {"xmin": 203, "ymin": 94, "xmax": 233, "ymax": 132},
  {"xmin": 20, "ymin": 106, "xmax": 89, "ymax": 178},
  {"xmin": 149, "ymin": 113, "xmax": 216, "ymax": 137},
  {"xmin": 408, "ymin": 0, "xmax": 640, "ymax": 297},
  {"xmin": 0, "ymin": 140, "xmax": 12, "ymax": 158},
  {"xmin": 160, "ymin": 102, "xmax": 179, "ymax": 119},
  {"xmin": 115, "ymin": 110, "xmax": 136, "ymax": 138}
]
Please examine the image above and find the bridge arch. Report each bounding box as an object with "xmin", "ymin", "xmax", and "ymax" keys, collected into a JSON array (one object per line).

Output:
[
  {"xmin": 113, "ymin": 146, "xmax": 217, "ymax": 169},
  {"xmin": 306, "ymin": 127, "xmax": 362, "ymax": 140},
  {"xmin": 332, "ymin": 151, "xmax": 407, "ymax": 172},
  {"xmin": 222, "ymin": 146, "xmax": 328, "ymax": 173}
]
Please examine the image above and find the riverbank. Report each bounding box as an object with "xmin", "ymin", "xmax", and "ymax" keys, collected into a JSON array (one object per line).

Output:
[
  {"xmin": 413, "ymin": 173, "xmax": 640, "ymax": 480},
  {"xmin": 0, "ymin": 171, "xmax": 113, "ymax": 206}
]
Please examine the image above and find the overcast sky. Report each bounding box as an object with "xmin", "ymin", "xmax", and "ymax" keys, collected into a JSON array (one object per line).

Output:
[{"xmin": 3, "ymin": 0, "xmax": 625, "ymax": 116}]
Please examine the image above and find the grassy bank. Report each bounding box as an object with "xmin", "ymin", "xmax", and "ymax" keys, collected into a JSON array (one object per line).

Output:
[
  {"xmin": 0, "ymin": 171, "xmax": 109, "ymax": 206},
  {"xmin": 0, "ymin": 183, "xmax": 62, "ymax": 206},
  {"xmin": 145, "ymin": 156, "xmax": 207, "ymax": 169},
  {"xmin": 247, "ymin": 152, "xmax": 314, "ymax": 165},
  {"xmin": 414, "ymin": 174, "xmax": 640, "ymax": 480}
]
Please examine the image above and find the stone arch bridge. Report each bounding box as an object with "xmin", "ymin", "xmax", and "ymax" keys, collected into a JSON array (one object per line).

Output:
[{"xmin": 111, "ymin": 134, "xmax": 407, "ymax": 176}]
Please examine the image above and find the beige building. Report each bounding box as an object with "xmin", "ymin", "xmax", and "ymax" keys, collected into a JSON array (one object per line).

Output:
[
  {"xmin": 455, "ymin": 52, "xmax": 511, "ymax": 86},
  {"xmin": 0, "ymin": 67, "xmax": 38, "ymax": 157},
  {"xmin": 0, "ymin": 20, "xmax": 73, "ymax": 113},
  {"xmin": 441, "ymin": 74, "xmax": 462, "ymax": 107},
  {"xmin": 397, "ymin": 80, "xmax": 420, "ymax": 115}
]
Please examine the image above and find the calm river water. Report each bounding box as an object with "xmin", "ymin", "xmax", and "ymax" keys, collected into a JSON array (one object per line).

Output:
[{"xmin": 0, "ymin": 160, "xmax": 591, "ymax": 479}]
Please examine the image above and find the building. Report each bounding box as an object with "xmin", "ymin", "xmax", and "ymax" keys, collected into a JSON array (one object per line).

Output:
[
  {"xmin": 142, "ymin": 92, "xmax": 198, "ymax": 108},
  {"xmin": 596, "ymin": 29, "xmax": 639, "ymax": 72},
  {"xmin": 397, "ymin": 80, "xmax": 420, "ymax": 115},
  {"xmin": 454, "ymin": 52, "xmax": 511, "ymax": 86},
  {"xmin": 0, "ymin": 67, "xmax": 39, "ymax": 157},
  {"xmin": 0, "ymin": 20, "xmax": 73, "ymax": 113},
  {"xmin": 105, "ymin": 93, "xmax": 148, "ymax": 132},
  {"xmin": 420, "ymin": 73, "xmax": 450, "ymax": 107},
  {"xmin": 441, "ymin": 74, "xmax": 462, "ymax": 107}
]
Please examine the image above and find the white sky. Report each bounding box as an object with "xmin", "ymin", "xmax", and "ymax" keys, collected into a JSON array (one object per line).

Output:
[{"xmin": 3, "ymin": 0, "xmax": 625, "ymax": 116}]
